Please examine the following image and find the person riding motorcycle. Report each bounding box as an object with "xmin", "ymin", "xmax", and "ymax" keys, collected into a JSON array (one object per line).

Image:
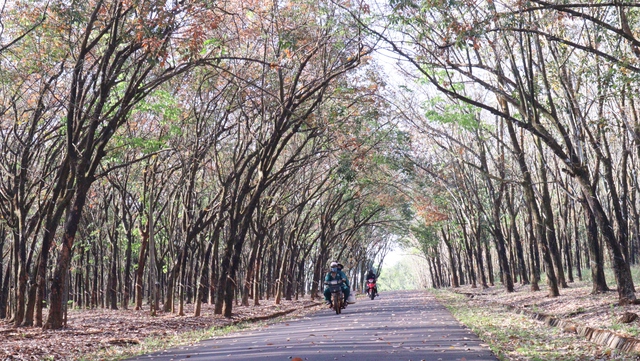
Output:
[
  {"xmin": 365, "ymin": 268, "xmax": 378, "ymax": 296},
  {"xmin": 324, "ymin": 261, "xmax": 350, "ymax": 308}
]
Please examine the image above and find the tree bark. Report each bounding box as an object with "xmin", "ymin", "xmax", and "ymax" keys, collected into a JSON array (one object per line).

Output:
[
  {"xmin": 442, "ymin": 228, "xmax": 460, "ymax": 288},
  {"xmin": 583, "ymin": 198, "xmax": 609, "ymax": 294},
  {"xmin": 45, "ymin": 181, "xmax": 92, "ymax": 329}
]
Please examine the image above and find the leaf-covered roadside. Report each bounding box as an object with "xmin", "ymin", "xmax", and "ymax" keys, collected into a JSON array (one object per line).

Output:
[
  {"xmin": 0, "ymin": 299, "xmax": 323, "ymax": 361},
  {"xmin": 432, "ymin": 289, "xmax": 633, "ymax": 361}
]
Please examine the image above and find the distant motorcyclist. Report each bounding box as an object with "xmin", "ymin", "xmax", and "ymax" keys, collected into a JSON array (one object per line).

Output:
[
  {"xmin": 324, "ymin": 261, "xmax": 350, "ymax": 308},
  {"xmin": 365, "ymin": 268, "xmax": 378, "ymax": 296}
]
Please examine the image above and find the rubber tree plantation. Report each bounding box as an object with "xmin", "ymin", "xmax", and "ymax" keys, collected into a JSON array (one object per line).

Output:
[{"xmin": 1, "ymin": 0, "xmax": 640, "ymax": 339}]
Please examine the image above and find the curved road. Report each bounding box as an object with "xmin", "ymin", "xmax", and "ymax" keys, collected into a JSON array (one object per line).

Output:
[{"xmin": 127, "ymin": 290, "xmax": 498, "ymax": 361}]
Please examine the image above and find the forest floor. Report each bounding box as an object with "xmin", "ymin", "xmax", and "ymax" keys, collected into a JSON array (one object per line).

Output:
[
  {"xmin": 0, "ymin": 297, "xmax": 324, "ymax": 361},
  {"xmin": 436, "ymin": 279, "xmax": 640, "ymax": 360}
]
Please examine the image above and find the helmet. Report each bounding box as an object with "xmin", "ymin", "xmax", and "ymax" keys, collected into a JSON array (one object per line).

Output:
[{"xmin": 330, "ymin": 261, "xmax": 338, "ymax": 267}]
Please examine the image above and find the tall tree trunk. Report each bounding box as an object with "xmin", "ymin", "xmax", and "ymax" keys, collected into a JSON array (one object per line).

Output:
[
  {"xmin": 22, "ymin": 271, "xmax": 37, "ymax": 326},
  {"xmin": 91, "ymin": 243, "xmax": 98, "ymax": 308},
  {"xmin": 0, "ymin": 256, "xmax": 11, "ymax": 319},
  {"xmin": 507, "ymin": 192, "xmax": 529, "ymax": 285},
  {"xmin": 536, "ymin": 139, "xmax": 568, "ymax": 289},
  {"xmin": 572, "ymin": 201, "xmax": 583, "ymax": 281},
  {"xmin": 474, "ymin": 224, "xmax": 488, "ymax": 288},
  {"xmin": 0, "ymin": 228, "xmax": 5, "ymax": 319},
  {"xmin": 164, "ymin": 248, "xmax": 185, "ymax": 313},
  {"xmin": 629, "ymin": 180, "xmax": 639, "ymax": 265},
  {"xmin": 253, "ymin": 249, "xmax": 264, "ymax": 306},
  {"xmin": 195, "ymin": 221, "xmax": 223, "ymax": 316},
  {"xmin": 178, "ymin": 250, "xmax": 189, "ymax": 316},
  {"xmin": 45, "ymin": 179, "xmax": 93, "ymax": 329},
  {"xmin": 134, "ymin": 223, "xmax": 149, "ymax": 310},
  {"xmin": 214, "ymin": 237, "xmax": 233, "ymax": 315},
  {"xmin": 275, "ymin": 248, "xmax": 289, "ymax": 304},
  {"xmin": 434, "ymin": 247, "xmax": 445, "ymax": 288},
  {"xmin": 241, "ymin": 234, "xmax": 263, "ymax": 307},
  {"xmin": 484, "ymin": 239, "xmax": 494, "ymax": 286},
  {"xmin": 195, "ymin": 238, "xmax": 213, "ymax": 317},
  {"xmin": 576, "ymin": 169, "xmax": 634, "ymax": 302},
  {"xmin": 122, "ymin": 205, "xmax": 133, "ymax": 310},
  {"xmin": 442, "ymin": 228, "xmax": 460, "ymax": 288},
  {"xmin": 459, "ymin": 217, "xmax": 477, "ymax": 288},
  {"xmin": 503, "ymin": 114, "xmax": 557, "ymax": 296},
  {"xmin": 583, "ymin": 198, "xmax": 609, "ymax": 294},
  {"xmin": 108, "ymin": 232, "xmax": 118, "ymax": 310},
  {"xmin": 428, "ymin": 259, "xmax": 437, "ymax": 288},
  {"xmin": 14, "ymin": 229, "xmax": 28, "ymax": 326},
  {"xmin": 526, "ymin": 215, "xmax": 540, "ymax": 291}
]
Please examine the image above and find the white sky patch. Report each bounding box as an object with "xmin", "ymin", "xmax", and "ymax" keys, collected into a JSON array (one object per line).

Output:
[{"xmin": 382, "ymin": 243, "xmax": 403, "ymax": 267}]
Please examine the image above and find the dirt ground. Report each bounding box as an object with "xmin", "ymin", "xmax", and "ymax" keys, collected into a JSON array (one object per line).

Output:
[
  {"xmin": 452, "ymin": 280, "xmax": 640, "ymax": 338},
  {"xmin": 0, "ymin": 298, "xmax": 323, "ymax": 361}
]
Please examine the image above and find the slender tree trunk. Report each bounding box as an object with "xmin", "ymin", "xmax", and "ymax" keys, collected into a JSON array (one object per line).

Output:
[
  {"xmin": 507, "ymin": 191, "xmax": 529, "ymax": 285},
  {"xmin": 14, "ymin": 230, "xmax": 28, "ymax": 326},
  {"xmin": 526, "ymin": 210, "xmax": 541, "ymax": 291},
  {"xmin": 91, "ymin": 244, "xmax": 98, "ymax": 308},
  {"xmin": 0, "ymin": 228, "xmax": 5, "ymax": 319},
  {"xmin": 503, "ymin": 116, "xmax": 556, "ymax": 296},
  {"xmin": 563, "ymin": 231, "xmax": 574, "ymax": 283},
  {"xmin": 573, "ymin": 203, "xmax": 583, "ymax": 281},
  {"xmin": 0, "ymin": 256, "xmax": 11, "ymax": 319},
  {"xmin": 45, "ymin": 180, "xmax": 92, "ymax": 329},
  {"xmin": 474, "ymin": 227, "xmax": 488, "ymax": 288},
  {"xmin": 23, "ymin": 271, "xmax": 37, "ymax": 326},
  {"xmin": 178, "ymin": 250, "xmax": 189, "ymax": 316},
  {"xmin": 484, "ymin": 240, "xmax": 494, "ymax": 286},
  {"xmin": 134, "ymin": 224, "xmax": 149, "ymax": 310},
  {"xmin": 241, "ymin": 235, "xmax": 262, "ymax": 307},
  {"xmin": 195, "ymin": 222, "xmax": 223, "ymax": 316},
  {"xmin": 536, "ymin": 140, "xmax": 568, "ymax": 289},
  {"xmin": 583, "ymin": 199, "xmax": 609, "ymax": 294},
  {"xmin": 164, "ymin": 248, "xmax": 184, "ymax": 313},
  {"xmin": 442, "ymin": 229, "xmax": 459, "ymax": 288},
  {"xmin": 195, "ymin": 240, "xmax": 213, "ymax": 317},
  {"xmin": 630, "ymin": 181, "xmax": 639, "ymax": 265},
  {"xmin": 576, "ymin": 170, "xmax": 634, "ymax": 302},
  {"xmin": 108, "ymin": 232, "xmax": 118, "ymax": 310},
  {"xmin": 463, "ymin": 233, "xmax": 477, "ymax": 288},
  {"xmin": 253, "ymin": 251, "xmax": 263, "ymax": 306},
  {"xmin": 428, "ymin": 259, "xmax": 437, "ymax": 288},
  {"xmin": 122, "ymin": 207, "xmax": 133, "ymax": 310}
]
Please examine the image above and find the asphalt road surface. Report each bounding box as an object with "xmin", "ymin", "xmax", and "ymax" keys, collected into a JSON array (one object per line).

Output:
[{"xmin": 126, "ymin": 290, "xmax": 499, "ymax": 361}]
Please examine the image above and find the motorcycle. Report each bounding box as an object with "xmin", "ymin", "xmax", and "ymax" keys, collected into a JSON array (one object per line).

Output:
[
  {"xmin": 325, "ymin": 279, "xmax": 345, "ymax": 314},
  {"xmin": 366, "ymin": 278, "xmax": 377, "ymax": 300}
]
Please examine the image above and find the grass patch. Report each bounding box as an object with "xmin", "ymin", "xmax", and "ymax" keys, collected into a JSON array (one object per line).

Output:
[{"xmin": 431, "ymin": 289, "xmax": 628, "ymax": 361}]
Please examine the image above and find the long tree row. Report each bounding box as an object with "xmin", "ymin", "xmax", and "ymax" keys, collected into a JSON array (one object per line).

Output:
[
  {"xmin": 6, "ymin": 0, "xmax": 637, "ymax": 333},
  {"xmin": 0, "ymin": 0, "xmax": 408, "ymax": 329},
  {"xmin": 374, "ymin": 0, "xmax": 640, "ymax": 302}
]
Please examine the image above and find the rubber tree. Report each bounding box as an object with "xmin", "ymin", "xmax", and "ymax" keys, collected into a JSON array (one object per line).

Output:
[
  {"xmin": 40, "ymin": 0, "xmax": 220, "ymax": 329},
  {"xmin": 368, "ymin": 0, "xmax": 639, "ymax": 302}
]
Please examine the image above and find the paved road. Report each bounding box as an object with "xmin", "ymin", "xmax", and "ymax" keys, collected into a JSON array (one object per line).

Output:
[{"xmin": 126, "ymin": 290, "xmax": 498, "ymax": 361}]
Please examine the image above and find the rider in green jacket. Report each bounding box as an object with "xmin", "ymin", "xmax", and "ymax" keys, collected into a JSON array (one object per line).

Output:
[{"xmin": 324, "ymin": 261, "xmax": 350, "ymax": 307}]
